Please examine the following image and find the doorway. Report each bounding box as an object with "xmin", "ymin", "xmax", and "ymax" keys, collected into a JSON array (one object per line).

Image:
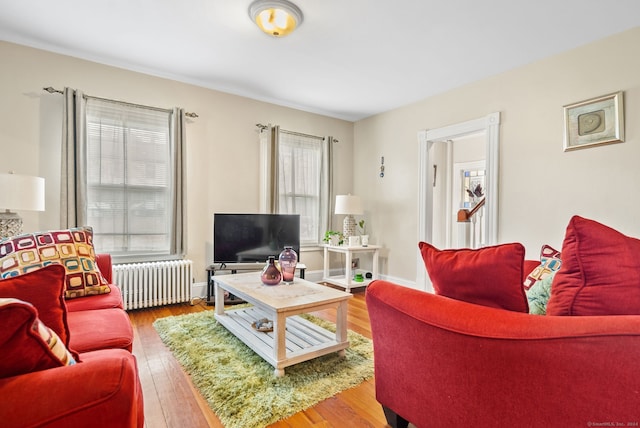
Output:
[{"xmin": 416, "ymin": 112, "xmax": 501, "ymax": 291}]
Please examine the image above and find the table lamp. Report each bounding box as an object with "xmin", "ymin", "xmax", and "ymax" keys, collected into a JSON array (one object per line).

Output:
[
  {"xmin": 0, "ymin": 172, "xmax": 45, "ymax": 239},
  {"xmin": 335, "ymin": 194, "xmax": 363, "ymax": 239}
]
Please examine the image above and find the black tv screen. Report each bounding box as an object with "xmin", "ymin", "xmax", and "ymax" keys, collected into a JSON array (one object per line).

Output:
[{"xmin": 213, "ymin": 213, "xmax": 300, "ymax": 264}]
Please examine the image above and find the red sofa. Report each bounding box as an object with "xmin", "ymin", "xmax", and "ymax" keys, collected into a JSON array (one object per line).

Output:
[
  {"xmin": 0, "ymin": 254, "xmax": 144, "ymax": 428},
  {"xmin": 367, "ymin": 276, "xmax": 640, "ymax": 428}
]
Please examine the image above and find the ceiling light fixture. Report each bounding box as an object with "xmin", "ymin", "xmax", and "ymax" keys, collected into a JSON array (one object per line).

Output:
[{"xmin": 248, "ymin": 0, "xmax": 303, "ymax": 38}]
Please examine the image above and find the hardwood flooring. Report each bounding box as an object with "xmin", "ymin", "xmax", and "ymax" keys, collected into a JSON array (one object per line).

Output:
[{"xmin": 128, "ymin": 289, "xmax": 390, "ymax": 428}]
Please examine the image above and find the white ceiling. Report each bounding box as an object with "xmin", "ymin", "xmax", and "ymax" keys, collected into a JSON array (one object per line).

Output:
[{"xmin": 1, "ymin": 0, "xmax": 640, "ymax": 121}]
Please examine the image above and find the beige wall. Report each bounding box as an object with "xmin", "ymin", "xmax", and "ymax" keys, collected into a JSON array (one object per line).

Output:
[
  {"xmin": 0, "ymin": 41, "xmax": 354, "ymax": 282},
  {"xmin": 3, "ymin": 27, "xmax": 639, "ymax": 287},
  {"xmin": 354, "ymin": 27, "xmax": 640, "ymax": 286}
]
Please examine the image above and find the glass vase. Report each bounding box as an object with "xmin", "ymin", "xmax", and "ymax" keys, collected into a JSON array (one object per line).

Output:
[
  {"xmin": 278, "ymin": 246, "xmax": 298, "ymax": 284},
  {"xmin": 260, "ymin": 256, "xmax": 282, "ymax": 286}
]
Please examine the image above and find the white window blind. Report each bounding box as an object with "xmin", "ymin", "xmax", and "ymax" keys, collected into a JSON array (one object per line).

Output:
[
  {"xmin": 85, "ymin": 98, "xmax": 174, "ymax": 259},
  {"xmin": 278, "ymin": 131, "xmax": 324, "ymax": 246}
]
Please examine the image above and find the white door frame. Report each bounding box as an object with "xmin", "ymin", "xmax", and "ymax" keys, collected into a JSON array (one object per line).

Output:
[{"xmin": 416, "ymin": 112, "xmax": 501, "ymax": 291}]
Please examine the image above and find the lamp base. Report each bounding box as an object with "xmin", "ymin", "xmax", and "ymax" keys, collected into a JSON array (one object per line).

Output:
[
  {"xmin": 0, "ymin": 211, "xmax": 22, "ymax": 239},
  {"xmin": 343, "ymin": 214, "xmax": 356, "ymax": 239}
]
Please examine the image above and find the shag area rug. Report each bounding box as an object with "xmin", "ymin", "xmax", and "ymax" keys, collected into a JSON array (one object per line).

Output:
[{"xmin": 153, "ymin": 309, "xmax": 374, "ymax": 428}]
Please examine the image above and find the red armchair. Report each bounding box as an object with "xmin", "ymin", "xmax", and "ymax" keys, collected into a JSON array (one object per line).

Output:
[{"xmin": 367, "ymin": 280, "xmax": 640, "ymax": 428}]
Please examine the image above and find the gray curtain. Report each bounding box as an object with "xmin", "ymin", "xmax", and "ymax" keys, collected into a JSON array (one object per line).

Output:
[
  {"xmin": 258, "ymin": 124, "xmax": 280, "ymax": 213},
  {"xmin": 171, "ymin": 108, "xmax": 187, "ymax": 256},
  {"xmin": 60, "ymin": 87, "xmax": 87, "ymax": 228},
  {"xmin": 322, "ymin": 136, "xmax": 334, "ymax": 236},
  {"xmin": 269, "ymin": 125, "xmax": 280, "ymax": 213}
]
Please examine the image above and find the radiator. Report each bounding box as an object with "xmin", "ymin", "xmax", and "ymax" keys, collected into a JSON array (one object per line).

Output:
[{"xmin": 113, "ymin": 260, "xmax": 193, "ymax": 310}]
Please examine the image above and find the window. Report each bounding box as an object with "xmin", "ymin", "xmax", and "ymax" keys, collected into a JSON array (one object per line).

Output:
[
  {"xmin": 261, "ymin": 126, "xmax": 332, "ymax": 247},
  {"xmin": 85, "ymin": 98, "xmax": 178, "ymax": 261}
]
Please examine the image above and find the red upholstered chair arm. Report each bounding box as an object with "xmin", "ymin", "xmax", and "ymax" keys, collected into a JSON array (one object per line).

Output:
[
  {"xmin": 366, "ymin": 280, "xmax": 640, "ymax": 428},
  {"xmin": 0, "ymin": 349, "xmax": 143, "ymax": 428},
  {"xmin": 95, "ymin": 253, "xmax": 113, "ymax": 284}
]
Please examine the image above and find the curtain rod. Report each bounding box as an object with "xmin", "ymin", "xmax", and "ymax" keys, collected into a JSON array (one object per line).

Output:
[
  {"xmin": 43, "ymin": 86, "xmax": 198, "ymax": 118},
  {"xmin": 255, "ymin": 123, "xmax": 338, "ymax": 142}
]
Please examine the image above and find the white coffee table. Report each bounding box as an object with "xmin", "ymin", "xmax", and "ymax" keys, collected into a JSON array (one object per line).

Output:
[{"xmin": 213, "ymin": 272, "xmax": 353, "ymax": 376}]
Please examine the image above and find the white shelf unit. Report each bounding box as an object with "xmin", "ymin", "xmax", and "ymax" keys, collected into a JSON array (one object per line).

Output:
[
  {"xmin": 215, "ymin": 305, "xmax": 346, "ymax": 373},
  {"xmin": 322, "ymin": 244, "xmax": 381, "ymax": 292}
]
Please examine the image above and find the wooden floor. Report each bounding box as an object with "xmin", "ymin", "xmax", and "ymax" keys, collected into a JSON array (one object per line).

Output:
[{"xmin": 128, "ymin": 288, "xmax": 390, "ymax": 428}]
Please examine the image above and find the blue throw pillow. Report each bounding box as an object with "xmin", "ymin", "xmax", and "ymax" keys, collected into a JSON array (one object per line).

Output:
[{"xmin": 526, "ymin": 271, "xmax": 556, "ymax": 315}]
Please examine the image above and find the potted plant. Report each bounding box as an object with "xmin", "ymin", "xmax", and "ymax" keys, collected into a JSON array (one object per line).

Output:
[
  {"xmin": 358, "ymin": 220, "xmax": 369, "ymax": 247},
  {"xmin": 323, "ymin": 230, "xmax": 344, "ymax": 246}
]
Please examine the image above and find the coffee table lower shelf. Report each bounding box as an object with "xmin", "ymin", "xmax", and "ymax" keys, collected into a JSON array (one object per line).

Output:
[{"xmin": 214, "ymin": 305, "xmax": 349, "ymax": 376}]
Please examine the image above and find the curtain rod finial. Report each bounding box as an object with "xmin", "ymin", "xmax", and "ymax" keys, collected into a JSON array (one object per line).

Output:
[{"xmin": 43, "ymin": 86, "xmax": 63, "ymax": 94}]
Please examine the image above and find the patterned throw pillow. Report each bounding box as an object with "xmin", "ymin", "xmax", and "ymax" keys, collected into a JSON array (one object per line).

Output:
[
  {"xmin": 0, "ymin": 297, "xmax": 76, "ymax": 379},
  {"xmin": 526, "ymin": 270, "xmax": 556, "ymax": 315},
  {"xmin": 523, "ymin": 244, "xmax": 562, "ymax": 290},
  {"xmin": 0, "ymin": 226, "xmax": 110, "ymax": 299}
]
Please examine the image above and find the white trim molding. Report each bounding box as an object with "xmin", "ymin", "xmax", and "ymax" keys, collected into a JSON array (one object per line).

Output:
[{"xmin": 416, "ymin": 112, "xmax": 501, "ymax": 291}]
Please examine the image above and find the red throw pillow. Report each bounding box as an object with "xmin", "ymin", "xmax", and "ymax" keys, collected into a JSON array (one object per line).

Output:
[
  {"xmin": 0, "ymin": 264, "xmax": 70, "ymax": 346},
  {"xmin": 546, "ymin": 215, "xmax": 640, "ymax": 316},
  {"xmin": 0, "ymin": 298, "xmax": 76, "ymax": 379},
  {"xmin": 418, "ymin": 242, "xmax": 528, "ymax": 312}
]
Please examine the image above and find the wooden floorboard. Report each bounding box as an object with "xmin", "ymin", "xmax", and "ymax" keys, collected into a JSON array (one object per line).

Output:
[{"xmin": 127, "ymin": 288, "xmax": 389, "ymax": 428}]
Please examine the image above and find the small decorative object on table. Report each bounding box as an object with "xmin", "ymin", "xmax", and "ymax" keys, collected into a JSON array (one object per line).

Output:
[
  {"xmin": 260, "ymin": 256, "xmax": 281, "ymax": 285},
  {"xmin": 278, "ymin": 246, "xmax": 297, "ymax": 284},
  {"xmin": 323, "ymin": 230, "xmax": 343, "ymax": 246},
  {"xmin": 251, "ymin": 318, "xmax": 274, "ymax": 332},
  {"xmin": 358, "ymin": 220, "xmax": 369, "ymax": 246}
]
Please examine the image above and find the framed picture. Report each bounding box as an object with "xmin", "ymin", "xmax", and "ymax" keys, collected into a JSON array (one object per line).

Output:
[{"xmin": 563, "ymin": 91, "xmax": 624, "ymax": 151}]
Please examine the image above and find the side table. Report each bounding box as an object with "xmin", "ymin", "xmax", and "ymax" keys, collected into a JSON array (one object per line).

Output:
[{"xmin": 322, "ymin": 244, "xmax": 381, "ymax": 292}]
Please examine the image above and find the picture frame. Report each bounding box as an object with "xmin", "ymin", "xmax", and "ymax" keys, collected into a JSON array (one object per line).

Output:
[{"xmin": 563, "ymin": 91, "xmax": 624, "ymax": 151}]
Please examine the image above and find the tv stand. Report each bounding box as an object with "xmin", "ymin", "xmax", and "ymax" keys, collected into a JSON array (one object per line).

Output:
[{"xmin": 205, "ymin": 262, "xmax": 307, "ymax": 305}]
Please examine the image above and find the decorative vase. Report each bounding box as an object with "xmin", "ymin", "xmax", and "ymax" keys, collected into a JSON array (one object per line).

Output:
[
  {"xmin": 278, "ymin": 246, "xmax": 298, "ymax": 284},
  {"xmin": 260, "ymin": 256, "xmax": 282, "ymax": 286},
  {"xmin": 361, "ymin": 235, "xmax": 369, "ymax": 247}
]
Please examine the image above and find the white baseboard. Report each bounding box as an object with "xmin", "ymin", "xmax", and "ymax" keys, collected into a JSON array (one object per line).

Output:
[{"xmin": 192, "ymin": 281, "xmax": 207, "ymax": 299}]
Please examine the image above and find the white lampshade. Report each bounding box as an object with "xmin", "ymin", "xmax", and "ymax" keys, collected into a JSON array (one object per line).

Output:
[
  {"xmin": 0, "ymin": 173, "xmax": 45, "ymax": 211},
  {"xmin": 335, "ymin": 194, "xmax": 362, "ymax": 240},
  {"xmin": 334, "ymin": 194, "xmax": 363, "ymax": 215}
]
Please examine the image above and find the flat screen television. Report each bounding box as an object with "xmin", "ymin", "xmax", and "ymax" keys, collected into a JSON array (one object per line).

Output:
[{"xmin": 213, "ymin": 213, "xmax": 300, "ymax": 265}]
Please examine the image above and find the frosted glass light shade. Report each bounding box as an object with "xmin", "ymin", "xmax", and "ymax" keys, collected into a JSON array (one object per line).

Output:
[
  {"xmin": 334, "ymin": 194, "xmax": 363, "ymax": 215},
  {"xmin": 0, "ymin": 173, "xmax": 45, "ymax": 211},
  {"xmin": 249, "ymin": 0, "xmax": 303, "ymax": 37}
]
